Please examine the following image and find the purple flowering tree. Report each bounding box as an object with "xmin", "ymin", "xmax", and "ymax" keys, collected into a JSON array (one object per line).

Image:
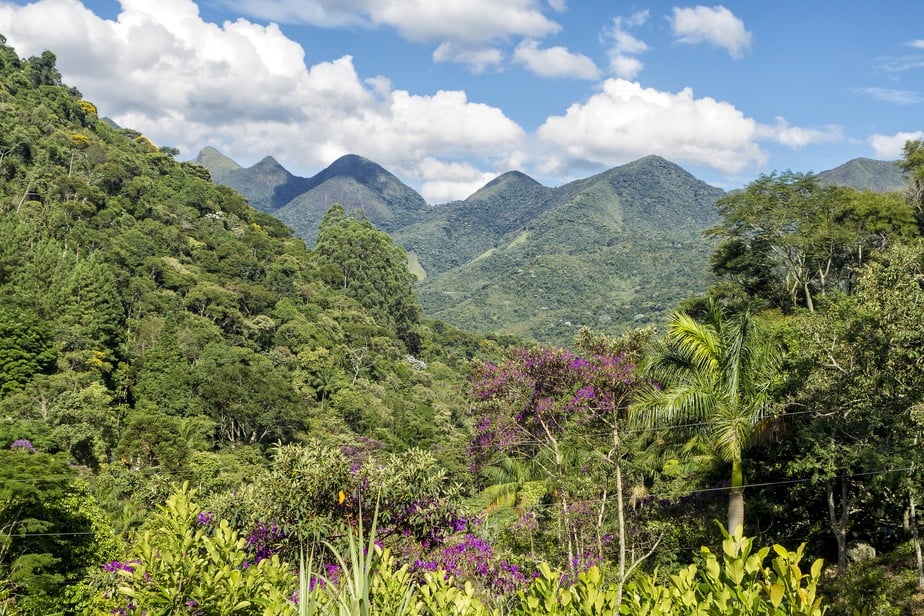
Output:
[{"xmin": 468, "ymin": 327, "xmax": 654, "ymax": 605}]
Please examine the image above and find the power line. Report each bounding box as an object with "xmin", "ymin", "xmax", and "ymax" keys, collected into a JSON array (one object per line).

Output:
[{"xmin": 3, "ymin": 466, "xmax": 917, "ymax": 539}]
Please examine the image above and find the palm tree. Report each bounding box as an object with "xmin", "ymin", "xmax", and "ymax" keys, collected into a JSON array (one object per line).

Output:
[
  {"xmin": 477, "ymin": 455, "xmax": 548, "ymax": 519},
  {"xmin": 631, "ymin": 302, "xmax": 782, "ymax": 536}
]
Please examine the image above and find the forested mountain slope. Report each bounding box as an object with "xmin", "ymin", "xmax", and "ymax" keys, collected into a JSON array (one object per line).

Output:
[
  {"xmin": 0, "ymin": 41, "xmax": 478, "ymax": 485},
  {"xmin": 411, "ymin": 156, "xmax": 725, "ymax": 342},
  {"xmin": 200, "ymin": 149, "xmax": 726, "ymax": 343},
  {"xmin": 816, "ymin": 156, "xmax": 905, "ymax": 192}
]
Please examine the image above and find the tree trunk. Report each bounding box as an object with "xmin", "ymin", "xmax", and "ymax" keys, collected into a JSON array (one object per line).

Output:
[
  {"xmin": 911, "ymin": 492, "xmax": 924, "ymax": 591},
  {"xmin": 615, "ymin": 461, "xmax": 626, "ymax": 612},
  {"xmin": 804, "ymin": 280, "xmax": 815, "ymax": 313},
  {"xmin": 827, "ymin": 479, "xmax": 848, "ymax": 577},
  {"xmin": 727, "ymin": 459, "xmax": 745, "ymax": 536}
]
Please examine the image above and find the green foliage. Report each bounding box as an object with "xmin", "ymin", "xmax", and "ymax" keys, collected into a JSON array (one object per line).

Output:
[
  {"xmin": 106, "ymin": 484, "xmax": 295, "ymax": 616},
  {"xmin": 0, "ymin": 448, "xmax": 118, "ymax": 614},
  {"xmin": 241, "ymin": 441, "xmax": 464, "ymax": 564},
  {"xmin": 708, "ymin": 172, "xmax": 918, "ymax": 311},
  {"xmin": 619, "ymin": 530, "xmax": 828, "ymax": 615},
  {"xmin": 632, "ymin": 303, "xmax": 783, "ymax": 535},
  {"xmin": 0, "ymin": 304, "xmax": 55, "ymax": 394},
  {"xmin": 782, "ymin": 239, "xmax": 924, "ymax": 576},
  {"xmin": 315, "ymin": 204, "xmax": 422, "ymax": 352},
  {"xmin": 899, "ymin": 139, "xmax": 924, "ymax": 231}
]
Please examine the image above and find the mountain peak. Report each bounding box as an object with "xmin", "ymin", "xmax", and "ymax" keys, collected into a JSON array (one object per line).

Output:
[
  {"xmin": 194, "ymin": 146, "xmax": 241, "ymax": 178},
  {"xmin": 817, "ymin": 157, "xmax": 905, "ymax": 192},
  {"xmin": 318, "ymin": 154, "xmax": 391, "ymax": 181},
  {"xmin": 466, "ymin": 171, "xmax": 544, "ymax": 202},
  {"xmin": 252, "ymin": 155, "xmax": 290, "ymax": 174}
]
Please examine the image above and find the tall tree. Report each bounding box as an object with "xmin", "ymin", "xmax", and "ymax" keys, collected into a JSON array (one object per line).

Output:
[
  {"xmin": 631, "ymin": 303, "xmax": 783, "ymax": 535},
  {"xmin": 314, "ymin": 204, "xmax": 421, "ymax": 352},
  {"xmin": 900, "ymin": 139, "xmax": 924, "ymax": 232},
  {"xmin": 709, "ymin": 172, "xmax": 917, "ymax": 311},
  {"xmin": 789, "ymin": 239, "xmax": 924, "ymax": 579}
]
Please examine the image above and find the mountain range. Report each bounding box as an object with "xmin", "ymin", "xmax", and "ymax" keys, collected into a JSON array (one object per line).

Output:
[{"xmin": 194, "ymin": 148, "xmax": 905, "ymax": 343}]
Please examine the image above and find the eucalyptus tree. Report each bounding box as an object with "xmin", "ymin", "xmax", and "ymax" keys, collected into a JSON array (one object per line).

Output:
[{"xmin": 631, "ymin": 303, "xmax": 783, "ymax": 536}]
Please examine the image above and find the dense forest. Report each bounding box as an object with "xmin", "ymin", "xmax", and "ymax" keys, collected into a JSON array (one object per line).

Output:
[{"xmin": 0, "ymin": 38, "xmax": 922, "ymax": 615}]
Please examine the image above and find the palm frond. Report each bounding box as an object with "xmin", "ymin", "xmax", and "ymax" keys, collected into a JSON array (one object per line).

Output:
[{"xmin": 668, "ymin": 311, "xmax": 722, "ymax": 373}]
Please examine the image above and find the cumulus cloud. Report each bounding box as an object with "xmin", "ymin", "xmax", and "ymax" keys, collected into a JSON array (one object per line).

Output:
[
  {"xmin": 513, "ymin": 40, "xmax": 600, "ymax": 79},
  {"xmin": 411, "ymin": 158, "xmax": 499, "ymax": 203},
  {"xmin": 226, "ymin": 0, "xmax": 560, "ymax": 44},
  {"xmin": 604, "ymin": 11, "xmax": 649, "ymax": 79},
  {"xmin": 0, "ymin": 0, "xmax": 525, "ymax": 201},
  {"xmin": 670, "ymin": 5, "xmax": 751, "ymax": 58},
  {"xmin": 536, "ymin": 79, "xmax": 765, "ymax": 175},
  {"xmin": 756, "ymin": 117, "xmax": 843, "ymax": 148},
  {"xmin": 907, "ymin": 39, "xmax": 924, "ymax": 49},
  {"xmin": 868, "ymin": 131, "xmax": 924, "ymax": 159}
]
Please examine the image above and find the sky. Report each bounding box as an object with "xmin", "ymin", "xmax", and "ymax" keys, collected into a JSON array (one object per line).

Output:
[{"xmin": 0, "ymin": 1, "xmax": 922, "ymax": 202}]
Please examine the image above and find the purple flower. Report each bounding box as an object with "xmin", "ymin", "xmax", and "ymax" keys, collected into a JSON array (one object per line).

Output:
[
  {"xmin": 196, "ymin": 511, "xmax": 213, "ymax": 525},
  {"xmin": 10, "ymin": 439, "xmax": 36, "ymax": 453},
  {"xmin": 103, "ymin": 560, "xmax": 138, "ymax": 573}
]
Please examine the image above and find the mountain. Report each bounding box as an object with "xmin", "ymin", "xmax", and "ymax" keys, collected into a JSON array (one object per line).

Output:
[
  {"xmin": 194, "ymin": 148, "xmax": 311, "ymax": 212},
  {"xmin": 197, "ymin": 148, "xmax": 726, "ymax": 343},
  {"xmin": 195, "ymin": 150, "xmax": 426, "ymax": 244},
  {"xmin": 411, "ymin": 156, "xmax": 725, "ymax": 342},
  {"xmin": 392, "ymin": 170, "xmax": 555, "ymax": 278},
  {"xmin": 817, "ymin": 157, "xmax": 906, "ymax": 192}
]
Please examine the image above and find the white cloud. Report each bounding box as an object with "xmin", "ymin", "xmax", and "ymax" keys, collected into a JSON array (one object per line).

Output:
[
  {"xmin": 907, "ymin": 39, "xmax": 924, "ymax": 49},
  {"xmin": 547, "ymin": 0, "xmax": 567, "ymax": 12},
  {"xmin": 536, "ymin": 79, "xmax": 765, "ymax": 175},
  {"xmin": 226, "ymin": 0, "xmax": 560, "ymax": 44},
  {"xmin": 879, "ymin": 54, "xmax": 924, "ymax": 73},
  {"xmin": 604, "ymin": 11, "xmax": 649, "ymax": 79},
  {"xmin": 432, "ymin": 43, "xmax": 504, "ymax": 73},
  {"xmin": 222, "ymin": 0, "xmax": 369, "ymax": 28},
  {"xmin": 411, "ymin": 158, "xmax": 498, "ymax": 203},
  {"xmin": 868, "ymin": 131, "xmax": 924, "ymax": 159},
  {"xmin": 757, "ymin": 117, "xmax": 842, "ymax": 148},
  {"xmin": 513, "ymin": 40, "xmax": 600, "ymax": 79},
  {"xmin": 0, "ymin": 0, "xmax": 524, "ymax": 201},
  {"xmin": 609, "ymin": 55, "xmax": 644, "ymax": 81},
  {"xmin": 854, "ymin": 87, "xmax": 923, "ymax": 105},
  {"xmin": 670, "ymin": 5, "xmax": 751, "ymax": 59}
]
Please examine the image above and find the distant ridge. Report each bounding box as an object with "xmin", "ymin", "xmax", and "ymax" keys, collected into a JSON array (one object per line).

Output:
[
  {"xmin": 816, "ymin": 157, "xmax": 906, "ymax": 192},
  {"xmin": 410, "ymin": 155, "xmax": 725, "ymax": 342},
  {"xmin": 193, "ymin": 148, "xmax": 309, "ymax": 212},
  {"xmin": 466, "ymin": 171, "xmax": 543, "ymax": 202},
  {"xmin": 194, "ymin": 148, "xmax": 907, "ymax": 344},
  {"xmin": 195, "ymin": 150, "xmax": 426, "ymax": 244}
]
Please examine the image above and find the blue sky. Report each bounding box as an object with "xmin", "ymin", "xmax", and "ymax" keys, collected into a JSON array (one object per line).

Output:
[{"xmin": 1, "ymin": 0, "xmax": 922, "ymax": 201}]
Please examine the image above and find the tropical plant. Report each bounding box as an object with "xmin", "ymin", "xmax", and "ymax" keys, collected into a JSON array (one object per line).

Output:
[
  {"xmin": 631, "ymin": 302, "xmax": 783, "ymax": 535},
  {"xmin": 105, "ymin": 483, "xmax": 295, "ymax": 615}
]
